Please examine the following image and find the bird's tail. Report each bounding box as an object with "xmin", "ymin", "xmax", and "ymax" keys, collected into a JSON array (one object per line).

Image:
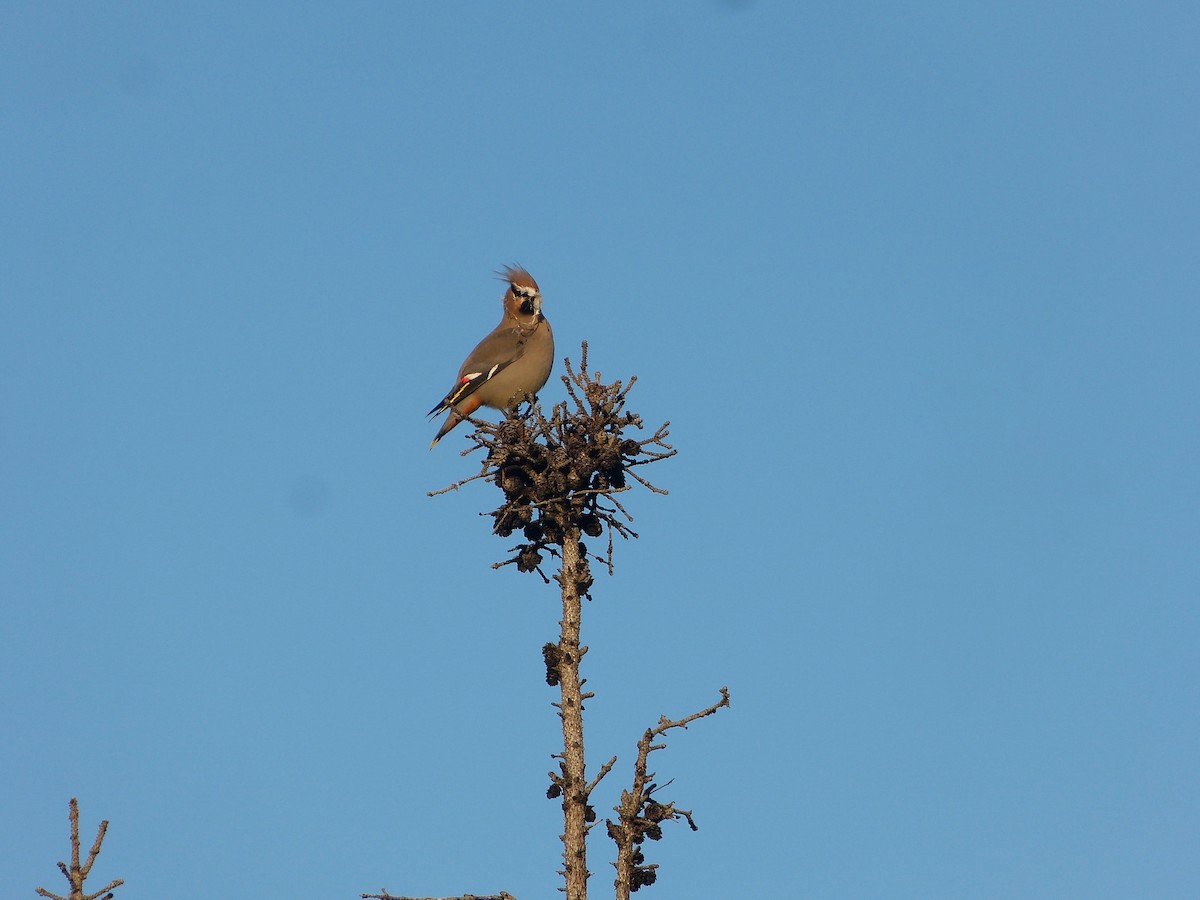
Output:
[
  {"xmin": 429, "ymin": 411, "xmax": 462, "ymax": 449},
  {"xmin": 428, "ymin": 394, "xmax": 482, "ymax": 449}
]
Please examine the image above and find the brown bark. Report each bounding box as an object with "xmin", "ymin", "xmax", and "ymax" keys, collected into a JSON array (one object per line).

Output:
[{"xmin": 555, "ymin": 526, "xmax": 590, "ymax": 899}]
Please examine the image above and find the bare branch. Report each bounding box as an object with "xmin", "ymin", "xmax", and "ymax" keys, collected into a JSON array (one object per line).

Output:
[
  {"xmin": 36, "ymin": 798, "xmax": 124, "ymax": 900},
  {"xmin": 608, "ymin": 688, "xmax": 732, "ymax": 898}
]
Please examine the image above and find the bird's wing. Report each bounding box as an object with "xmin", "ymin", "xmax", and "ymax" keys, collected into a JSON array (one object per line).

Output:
[{"xmin": 426, "ymin": 324, "xmax": 534, "ymax": 417}]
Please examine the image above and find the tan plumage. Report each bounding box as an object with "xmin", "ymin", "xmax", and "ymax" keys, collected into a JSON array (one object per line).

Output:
[{"xmin": 428, "ymin": 266, "xmax": 555, "ymax": 448}]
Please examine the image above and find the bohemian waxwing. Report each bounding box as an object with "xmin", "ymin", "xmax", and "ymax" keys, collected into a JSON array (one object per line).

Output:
[{"xmin": 427, "ymin": 266, "xmax": 555, "ymax": 448}]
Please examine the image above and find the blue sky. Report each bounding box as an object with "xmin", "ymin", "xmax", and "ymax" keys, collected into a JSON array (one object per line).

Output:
[{"xmin": 3, "ymin": 2, "xmax": 1198, "ymax": 897}]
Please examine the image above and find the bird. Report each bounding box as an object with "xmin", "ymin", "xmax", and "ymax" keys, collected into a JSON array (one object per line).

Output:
[{"xmin": 427, "ymin": 266, "xmax": 555, "ymax": 448}]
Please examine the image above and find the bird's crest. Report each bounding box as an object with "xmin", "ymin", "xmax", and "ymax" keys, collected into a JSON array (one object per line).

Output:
[{"xmin": 498, "ymin": 264, "xmax": 539, "ymax": 293}]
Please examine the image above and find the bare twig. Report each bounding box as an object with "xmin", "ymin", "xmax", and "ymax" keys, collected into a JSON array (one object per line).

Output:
[{"xmin": 587, "ymin": 755, "xmax": 619, "ymax": 796}]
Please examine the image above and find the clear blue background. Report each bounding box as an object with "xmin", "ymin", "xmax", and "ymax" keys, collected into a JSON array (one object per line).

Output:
[{"xmin": 3, "ymin": 2, "xmax": 1197, "ymax": 898}]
